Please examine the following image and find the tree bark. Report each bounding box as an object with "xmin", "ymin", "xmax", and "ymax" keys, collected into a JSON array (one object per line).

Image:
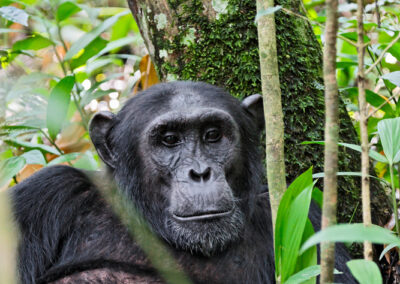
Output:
[
  {"xmin": 256, "ymin": 0, "xmax": 286, "ymax": 228},
  {"xmin": 356, "ymin": 0, "xmax": 373, "ymax": 261},
  {"xmin": 320, "ymin": 0, "xmax": 339, "ymax": 281},
  {"xmin": 126, "ymin": 0, "xmax": 391, "ymax": 252}
]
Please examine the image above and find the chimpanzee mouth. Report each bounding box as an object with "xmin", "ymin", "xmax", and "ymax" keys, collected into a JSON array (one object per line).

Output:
[{"xmin": 172, "ymin": 209, "xmax": 233, "ymax": 222}]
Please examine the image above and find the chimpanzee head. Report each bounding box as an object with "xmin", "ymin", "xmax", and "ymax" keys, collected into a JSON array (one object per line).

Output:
[{"xmin": 89, "ymin": 81, "xmax": 265, "ymax": 256}]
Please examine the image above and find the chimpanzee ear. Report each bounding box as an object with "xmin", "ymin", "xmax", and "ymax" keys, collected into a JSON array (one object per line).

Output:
[
  {"xmin": 241, "ymin": 94, "xmax": 265, "ymax": 131},
  {"xmin": 89, "ymin": 111, "xmax": 116, "ymax": 169}
]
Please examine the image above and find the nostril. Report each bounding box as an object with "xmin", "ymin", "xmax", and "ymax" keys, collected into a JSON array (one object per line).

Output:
[
  {"xmin": 189, "ymin": 169, "xmax": 202, "ymax": 182},
  {"xmin": 189, "ymin": 167, "xmax": 212, "ymax": 182},
  {"xmin": 203, "ymin": 167, "xmax": 211, "ymax": 182}
]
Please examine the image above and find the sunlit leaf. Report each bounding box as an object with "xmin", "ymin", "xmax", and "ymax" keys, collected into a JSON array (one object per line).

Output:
[
  {"xmin": 64, "ymin": 10, "xmax": 129, "ymax": 60},
  {"xmin": 56, "ymin": 1, "xmax": 81, "ymax": 22},
  {"xmin": 285, "ymin": 265, "xmax": 321, "ymax": 284},
  {"xmin": 47, "ymin": 153, "xmax": 81, "ymax": 166},
  {"xmin": 347, "ymin": 260, "xmax": 382, "ymax": 284},
  {"xmin": 0, "ymin": 6, "xmax": 28, "ymax": 26},
  {"xmin": 377, "ymin": 118, "xmax": 400, "ymax": 165},
  {"xmin": 21, "ymin": 150, "xmax": 46, "ymax": 165},
  {"xmin": 13, "ymin": 34, "xmax": 53, "ymax": 51},
  {"xmin": 381, "ymin": 72, "xmax": 400, "ymax": 87},
  {"xmin": 4, "ymin": 139, "xmax": 60, "ymax": 155},
  {"xmin": 300, "ymin": 224, "xmax": 400, "ymax": 253},
  {"xmin": 47, "ymin": 75, "xmax": 75, "ymax": 140}
]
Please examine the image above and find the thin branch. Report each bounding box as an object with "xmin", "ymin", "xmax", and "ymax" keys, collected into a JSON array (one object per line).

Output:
[
  {"xmin": 365, "ymin": 33, "xmax": 400, "ymax": 75},
  {"xmin": 357, "ymin": 0, "xmax": 373, "ymax": 261},
  {"xmin": 321, "ymin": 0, "xmax": 339, "ymax": 280},
  {"xmin": 367, "ymin": 92, "xmax": 398, "ymax": 118}
]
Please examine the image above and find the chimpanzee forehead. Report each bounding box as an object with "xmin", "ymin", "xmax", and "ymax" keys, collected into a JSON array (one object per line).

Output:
[{"xmin": 169, "ymin": 91, "xmax": 215, "ymax": 109}]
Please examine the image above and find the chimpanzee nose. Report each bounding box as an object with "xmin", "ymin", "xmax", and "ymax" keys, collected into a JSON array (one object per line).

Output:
[{"xmin": 189, "ymin": 166, "xmax": 211, "ymax": 182}]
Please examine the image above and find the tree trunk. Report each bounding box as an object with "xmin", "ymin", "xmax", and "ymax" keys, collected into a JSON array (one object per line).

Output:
[
  {"xmin": 256, "ymin": 0, "xmax": 286, "ymax": 228},
  {"xmin": 127, "ymin": 0, "xmax": 390, "ymax": 252}
]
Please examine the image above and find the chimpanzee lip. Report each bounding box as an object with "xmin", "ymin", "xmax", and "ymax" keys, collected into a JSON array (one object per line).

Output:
[{"xmin": 172, "ymin": 209, "xmax": 233, "ymax": 222}]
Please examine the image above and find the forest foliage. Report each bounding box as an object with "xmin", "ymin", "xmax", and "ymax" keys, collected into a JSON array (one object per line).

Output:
[{"xmin": 0, "ymin": 0, "xmax": 400, "ymax": 283}]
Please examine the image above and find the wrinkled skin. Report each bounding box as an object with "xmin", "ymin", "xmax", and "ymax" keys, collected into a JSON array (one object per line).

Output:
[{"xmin": 11, "ymin": 82, "xmax": 355, "ymax": 283}]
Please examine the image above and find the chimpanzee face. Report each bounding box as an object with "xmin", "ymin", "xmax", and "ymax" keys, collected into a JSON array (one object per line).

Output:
[{"xmin": 90, "ymin": 82, "xmax": 264, "ymax": 256}]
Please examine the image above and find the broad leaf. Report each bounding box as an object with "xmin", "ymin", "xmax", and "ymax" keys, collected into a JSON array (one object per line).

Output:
[
  {"xmin": 47, "ymin": 75, "xmax": 75, "ymax": 140},
  {"xmin": 56, "ymin": 1, "xmax": 81, "ymax": 22},
  {"xmin": 64, "ymin": 10, "xmax": 129, "ymax": 60},
  {"xmin": 381, "ymin": 72, "xmax": 400, "ymax": 87},
  {"xmin": 347, "ymin": 260, "xmax": 382, "ymax": 284},
  {"xmin": 4, "ymin": 139, "xmax": 60, "ymax": 155},
  {"xmin": 22, "ymin": 150, "xmax": 46, "ymax": 165},
  {"xmin": 377, "ymin": 118, "xmax": 400, "ymax": 165},
  {"xmin": 275, "ymin": 168, "xmax": 314, "ymax": 279},
  {"xmin": 301, "ymin": 224, "xmax": 400, "ymax": 253},
  {"xmin": 13, "ymin": 34, "xmax": 53, "ymax": 51},
  {"xmin": 285, "ymin": 265, "xmax": 321, "ymax": 284},
  {"xmin": 0, "ymin": 156, "xmax": 26, "ymax": 187},
  {"xmin": 0, "ymin": 6, "xmax": 28, "ymax": 26},
  {"xmin": 47, "ymin": 153, "xmax": 81, "ymax": 166}
]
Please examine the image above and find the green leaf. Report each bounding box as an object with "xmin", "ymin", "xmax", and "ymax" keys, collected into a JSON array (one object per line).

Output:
[
  {"xmin": 4, "ymin": 139, "xmax": 60, "ymax": 155},
  {"xmin": 21, "ymin": 150, "xmax": 46, "ymax": 165},
  {"xmin": 285, "ymin": 265, "xmax": 321, "ymax": 284},
  {"xmin": 89, "ymin": 36, "xmax": 136, "ymax": 62},
  {"xmin": 379, "ymin": 243, "xmax": 398, "ymax": 260},
  {"xmin": 302, "ymin": 141, "xmax": 388, "ymax": 163},
  {"xmin": 0, "ymin": 6, "xmax": 28, "ymax": 26},
  {"xmin": 381, "ymin": 72, "xmax": 400, "ymax": 87},
  {"xmin": 346, "ymin": 260, "xmax": 382, "ymax": 284},
  {"xmin": 69, "ymin": 37, "xmax": 108, "ymax": 70},
  {"xmin": 294, "ymin": 219, "xmax": 317, "ymax": 283},
  {"xmin": 56, "ymin": 1, "xmax": 81, "ymax": 22},
  {"xmin": 73, "ymin": 151, "xmax": 99, "ymax": 170},
  {"xmin": 275, "ymin": 168, "xmax": 314, "ymax": 280},
  {"xmin": 340, "ymin": 32, "xmax": 370, "ymax": 43},
  {"xmin": 13, "ymin": 34, "xmax": 53, "ymax": 51},
  {"xmin": 300, "ymin": 224, "xmax": 400, "ymax": 253},
  {"xmin": 64, "ymin": 10, "xmax": 129, "ymax": 60},
  {"xmin": 0, "ymin": 156, "xmax": 26, "ymax": 187},
  {"xmin": 47, "ymin": 153, "xmax": 81, "ymax": 166},
  {"xmin": 311, "ymin": 187, "xmax": 323, "ymax": 209},
  {"xmin": 312, "ymin": 171, "xmax": 383, "ymax": 182},
  {"xmin": 46, "ymin": 75, "xmax": 75, "ymax": 140},
  {"xmin": 377, "ymin": 118, "xmax": 400, "ymax": 165}
]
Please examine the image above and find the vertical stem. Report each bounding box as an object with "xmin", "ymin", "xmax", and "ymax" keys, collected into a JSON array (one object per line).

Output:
[
  {"xmin": 390, "ymin": 165, "xmax": 400, "ymax": 236},
  {"xmin": 256, "ymin": 0, "xmax": 287, "ymax": 229},
  {"xmin": 321, "ymin": 0, "xmax": 339, "ymax": 281},
  {"xmin": 357, "ymin": 0, "xmax": 373, "ymax": 260}
]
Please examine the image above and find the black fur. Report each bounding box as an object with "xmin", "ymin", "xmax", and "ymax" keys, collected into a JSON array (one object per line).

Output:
[{"xmin": 11, "ymin": 81, "xmax": 355, "ymax": 283}]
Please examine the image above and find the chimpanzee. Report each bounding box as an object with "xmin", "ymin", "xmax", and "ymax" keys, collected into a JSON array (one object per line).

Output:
[{"xmin": 11, "ymin": 81, "xmax": 356, "ymax": 283}]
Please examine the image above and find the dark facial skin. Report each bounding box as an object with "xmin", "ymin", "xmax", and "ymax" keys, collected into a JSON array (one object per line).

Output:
[{"xmin": 142, "ymin": 107, "xmax": 245, "ymax": 255}]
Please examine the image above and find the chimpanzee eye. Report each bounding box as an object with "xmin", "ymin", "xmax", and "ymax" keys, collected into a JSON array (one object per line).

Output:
[
  {"xmin": 162, "ymin": 133, "xmax": 181, "ymax": 147},
  {"xmin": 204, "ymin": 128, "xmax": 222, "ymax": 143}
]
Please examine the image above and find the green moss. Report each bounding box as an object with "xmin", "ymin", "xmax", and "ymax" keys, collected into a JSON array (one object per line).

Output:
[{"xmin": 154, "ymin": 0, "xmax": 389, "ymax": 256}]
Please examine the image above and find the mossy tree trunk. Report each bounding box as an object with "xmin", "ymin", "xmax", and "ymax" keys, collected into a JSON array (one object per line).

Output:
[{"xmin": 127, "ymin": 0, "xmax": 390, "ymax": 241}]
